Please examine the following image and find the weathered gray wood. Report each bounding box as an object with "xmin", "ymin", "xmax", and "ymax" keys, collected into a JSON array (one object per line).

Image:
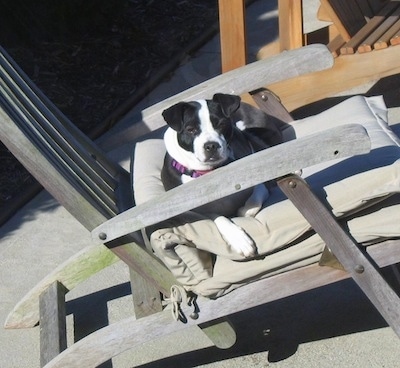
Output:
[
  {"xmin": 42, "ymin": 236, "xmax": 400, "ymax": 368},
  {"xmin": 101, "ymin": 44, "xmax": 334, "ymax": 149},
  {"xmin": 92, "ymin": 124, "xmax": 371, "ymax": 244},
  {"xmin": 368, "ymin": 240, "xmax": 400, "ymax": 268},
  {"xmin": 200, "ymin": 319, "xmax": 237, "ymax": 349},
  {"xmin": 4, "ymin": 241, "xmax": 177, "ymax": 329},
  {"xmin": 0, "ymin": 107, "xmax": 109, "ymax": 231},
  {"xmin": 39, "ymin": 282, "xmax": 68, "ymax": 367},
  {"xmin": 41, "ymin": 266, "xmax": 347, "ymax": 368},
  {"xmin": 5, "ymin": 245, "xmax": 118, "ymax": 329},
  {"xmin": 129, "ymin": 257, "xmax": 236, "ymax": 348},
  {"xmin": 1, "ymin": 44, "xmax": 180, "ymax": 326},
  {"xmin": 278, "ymin": 175, "xmax": 400, "ymax": 338},
  {"xmin": 129, "ymin": 267, "xmax": 163, "ymax": 319}
]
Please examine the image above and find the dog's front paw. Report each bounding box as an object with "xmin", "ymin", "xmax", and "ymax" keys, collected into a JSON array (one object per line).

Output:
[
  {"xmin": 238, "ymin": 184, "xmax": 269, "ymax": 217},
  {"xmin": 214, "ymin": 216, "xmax": 256, "ymax": 258}
]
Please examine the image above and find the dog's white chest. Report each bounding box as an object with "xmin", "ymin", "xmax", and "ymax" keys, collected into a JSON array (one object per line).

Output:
[{"xmin": 181, "ymin": 174, "xmax": 194, "ymax": 184}]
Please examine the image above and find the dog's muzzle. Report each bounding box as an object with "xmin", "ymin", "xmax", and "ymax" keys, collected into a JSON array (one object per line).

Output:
[{"xmin": 203, "ymin": 141, "xmax": 222, "ymax": 161}]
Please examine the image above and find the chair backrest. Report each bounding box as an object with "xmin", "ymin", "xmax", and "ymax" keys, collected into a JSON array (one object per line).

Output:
[
  {"xmin": 0, "ymin": 46, "xmax": 132, "ymax": 231},
  {"xmin": 321, "ymin": 0, "xmax": 389, "ymax": 40}
]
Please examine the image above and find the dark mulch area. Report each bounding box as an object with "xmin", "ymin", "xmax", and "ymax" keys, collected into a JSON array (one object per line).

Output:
[{"xmin": 0, "ymin": 0, "xmax": 218, "ymax": 222}]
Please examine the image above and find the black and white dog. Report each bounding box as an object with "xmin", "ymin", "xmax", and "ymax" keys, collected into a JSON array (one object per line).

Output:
[{"xmin": 161, "ymin": 93, "xmax": 282, "ymax": 258}]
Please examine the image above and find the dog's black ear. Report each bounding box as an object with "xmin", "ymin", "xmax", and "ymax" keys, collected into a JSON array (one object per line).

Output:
[
  {"xmin": 162, "ymin": 102, "xmax": 187, "ymax": 131},
  {"xmin": 212, "ymin": 93, "xmax": 241, "ymax": 117}
]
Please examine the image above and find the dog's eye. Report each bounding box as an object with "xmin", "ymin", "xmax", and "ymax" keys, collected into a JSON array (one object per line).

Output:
[{"xmin": 185, "ymin": 126, "xmax": 197, "ymax": 134}]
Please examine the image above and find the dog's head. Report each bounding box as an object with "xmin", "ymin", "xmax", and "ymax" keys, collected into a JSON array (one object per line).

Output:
[{"xmin": 162, "ymin": 93, "xmax": 241, "ymax": 168}]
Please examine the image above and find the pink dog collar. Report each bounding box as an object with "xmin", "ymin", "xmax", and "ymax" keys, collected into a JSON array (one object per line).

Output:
[{"xmin": 171, "ymin": 159, "xmax": 212, "ymax": 178}]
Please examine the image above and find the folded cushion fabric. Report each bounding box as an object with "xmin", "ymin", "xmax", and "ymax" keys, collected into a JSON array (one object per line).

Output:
[{"xmin": 133, "ymin": 95, "xmax": 400, "ymax": 297}]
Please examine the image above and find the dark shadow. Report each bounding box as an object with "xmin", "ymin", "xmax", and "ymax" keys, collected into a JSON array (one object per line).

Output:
[
  {"xmin": 66, "ymin": 282, "xmax": 132, "ymax": 368},
  {"xmin": 135, "ymin": 267, "xmax": 399, "ymax": 367}
]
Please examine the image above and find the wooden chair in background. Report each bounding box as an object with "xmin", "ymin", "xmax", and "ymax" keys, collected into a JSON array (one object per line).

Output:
[{"xmin": 220, "ymin": 0, "xmax": 400, "ymax": 111}]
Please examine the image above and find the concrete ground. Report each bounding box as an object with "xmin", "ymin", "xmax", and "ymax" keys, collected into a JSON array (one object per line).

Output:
[{"xmin": 1, "ymin": 1, "xmax": 400, "ymax": 367}]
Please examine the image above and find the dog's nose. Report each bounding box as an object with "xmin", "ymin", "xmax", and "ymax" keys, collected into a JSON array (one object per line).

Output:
[{"xmin": 204, "ymin": 141, "xmax": 221, "ymax": 153}]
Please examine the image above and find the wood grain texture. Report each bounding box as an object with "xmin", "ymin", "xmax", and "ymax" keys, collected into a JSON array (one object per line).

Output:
[
  {"xmin": 4, "ymin": 245, "xmax": 118, "ymax": 329},
  {"xmin": 359, "ymin": 5, "xmax": 400, "ymax": 52},
  {"xmin": 267, "ymin": 44, "xmax": 400, "ymax": 111},
  {"xmin": 375, "ymin": 18, "xmax": 400, "ymax": 48},
  {"xmin": 129, "ymin": 267, "xmax": 162, "ymax": 319},
  {"xmin": 138, "ymin": 46, "xmax": 332, "ymax": 130},
  {"xmin": 200, "ymin": 319, "xmax": 237, "ymax": 349},
  {"xmin": 92, "ymin": 124, "xmax": 371, "ymax": 244},
  {"xmin": 278, "ymin": 0, "xmax": 304, "ymax": 51},
  {"xmin": 218, "ymin": 0, "xmax": 247, "ymax": 72},
  {"xmin": 39, "ymin": 282, "xmax": 67, "ymax": 367},
  {"xmin": 344, "ymin": 1, "xmax": 399, "ymax": 54}
]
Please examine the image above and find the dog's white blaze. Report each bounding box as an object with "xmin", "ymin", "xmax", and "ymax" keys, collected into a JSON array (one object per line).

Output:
[
  {"xmin": 194, "ymin": 100, "xmax": 227, "ymax": 163},
  {"xmin": 164, "ymin": 128, "xmax": 214, "ymax": 171}
]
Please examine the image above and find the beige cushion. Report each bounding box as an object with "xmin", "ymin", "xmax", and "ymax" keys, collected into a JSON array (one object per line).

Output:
[{"xmin": 133, "ymin": 96, "xmax": 400, "ymax": 297}]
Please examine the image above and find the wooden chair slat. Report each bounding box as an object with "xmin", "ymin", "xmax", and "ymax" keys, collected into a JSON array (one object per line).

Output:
[
  {"xmin": 390, "ymin": 24, "xmax": 400, "ymax": 44},
  {"xmin": 0, "ymin": 50, "xmax": 120, "ymax": 188},
  {"xmin": 39, "ymin": 282, "xmax": 67, "ymax": 367},
  {"xmin": 327, "ymin": 34, "xmax": 346, "ymax": 56},
  {"xmin": 358, "ymin": 4, "xmax": 400, "ymax": 52},
  {"xmin": 0, "ymin": 58, "xmax": 118, "ymax": 190},
  {"xmin": 374, "ymin": 17, "xmax": 400, "ymax": 48},
  {"xmin": 0, "ymin": 49, "xmax": 125, "ymax": 216},
  {"xmin": 40, "ymin": 241, "xmax": 400, "ymax": 368},
  {"xmin": 92, "ymin": 124, "xmax": 371, "ymax": 244},
  {"xmin": 0, "ymin": 80, "xmax": 119, "ymax": 216},
  {"xmin": 0, "ymin": 48, "xmax": 120, "ymax": 177},
  {"xmin": 340, "ymin": 1, "xmax": 399, "ymax": 54}
]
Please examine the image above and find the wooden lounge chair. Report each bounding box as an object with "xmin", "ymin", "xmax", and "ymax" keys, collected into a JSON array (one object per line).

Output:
[
  {"xmin": 1, "ymin": 43, "xmax": 400, "ymax": 367},
  {"xmin": 255, "ymin": 0, "xmax": 400, "ymax": 111}
]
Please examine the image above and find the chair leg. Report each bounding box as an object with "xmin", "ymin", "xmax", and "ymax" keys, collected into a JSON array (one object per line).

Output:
[
  {"xmin": 200, "ymin": 318, "xmax": 237, "ymax": 349},
  {"xmin": 278, "ymin": 174, "xmax": 400, "ymax": 337},
  {"xmin": 129, "ymin": 268, "xmax": 162, "ymax": 319},
  {"xmin": 130, "ymin": 267, "xmax": 236, "ymax": 348},
  {"xmin": 39, "ymin": 281, "xmax": 68, "ymax": 367}
]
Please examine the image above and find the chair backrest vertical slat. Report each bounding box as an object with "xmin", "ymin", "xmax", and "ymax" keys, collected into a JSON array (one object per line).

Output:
[
  {"xmin": 0, "ymin": 47, "xmax": 119, "ymax": 177},
  {"xmin": 0, "ymin": 50, "xmax": 119, "ymax": 187},
  {"xmin": 0, "ymin": 46, "xmax": 133, "ymax": 229},
  {"xmin": 0, "ymin": 74, "xmax": 119, "ymax": 214}
]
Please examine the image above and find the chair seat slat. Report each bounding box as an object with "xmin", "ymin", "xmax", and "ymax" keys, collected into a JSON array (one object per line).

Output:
[
  {"xmin": 374, "ymin": 17, "xmax": 400, "ymax": 49},
  {"xmin": 340, "ymin": 2, "xmax": 399, "ymax": 54},
  {"xmin": 358, "ymin": 4, "xmax": 400, "ymax": 52}
]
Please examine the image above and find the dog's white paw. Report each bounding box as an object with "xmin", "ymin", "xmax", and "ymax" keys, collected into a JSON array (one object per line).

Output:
[
  {"xmin": 238, "ymin": 184, "xmax": 269, "ymax": 217},
  {"xmin": 214, "ymin": 216, "xmax": 256, "ymax": 258}
]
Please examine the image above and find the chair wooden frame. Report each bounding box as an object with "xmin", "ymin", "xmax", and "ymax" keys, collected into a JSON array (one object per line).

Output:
[
  {"xmin": 220, "ymin": 1, "xmax": 400, "ymax": 111},
  {"xmin": 1, "ymin": 44, "xmax": 400, "ymax": 367}
]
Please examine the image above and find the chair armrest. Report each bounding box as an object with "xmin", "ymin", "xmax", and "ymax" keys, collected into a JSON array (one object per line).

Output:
[
  {"xmin": 101, "ymin": 44, "xmax": 334, "ymax": 149},
  {"xmin": 91, "ymin": 124, "xmax": 371, "ymax": 244}
]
